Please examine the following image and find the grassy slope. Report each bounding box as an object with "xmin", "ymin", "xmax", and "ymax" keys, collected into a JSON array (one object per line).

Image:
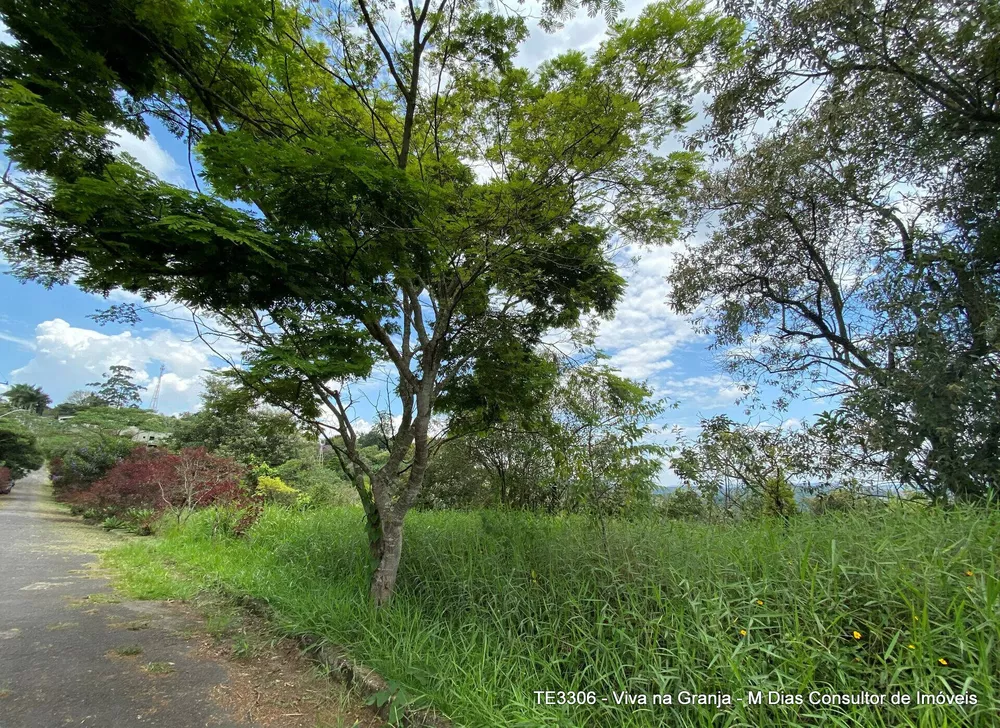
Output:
[
  {"xmin": 17, "ymin": 408, "xmax": 177, "ymax": 458},
  {"xmin": 106, "ymin": 506, "xmax": 1000, "ymax": 727}
]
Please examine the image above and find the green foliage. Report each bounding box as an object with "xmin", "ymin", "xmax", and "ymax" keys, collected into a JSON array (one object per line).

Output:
[
  {"xmin": 255, "ymin": 474, "xmax": 299, "ymax": 505},
  {"xmin": 110, "ymin": 504, "xmax": 1000, "ymax": 727},
  {"xmin": 49, "ymin": 392, "xmax": 105, "ymax": 418},
  {"xmin": 49, "ymin": 436, "xmax": 137, "ymax": 491},
  {"xmin": 418, "ymin": 439, "xmax": 493, "ymax": 510},
  {"xmin": 122, "ymin": 507, "xmax": 158, "ymax": 536},
  {"xmin": 273, "ymin": 457, "xmax": 357, "ymax": 507},
  {"xmin": 670, "ymin": 417, "xmax": 807, "ymax": 519},
  {"xmin": 669, "ymin": 0, "xmax": 1000, "ymax": 501},
  {"xmin": 807, "ymin": 488, "xmax": 882, "ymax": 517},
  {"xmin": 169, "ymin": 373, "xmax": 307, "ymax": 466},
  {"xmin": 2, "ymin": 383, "xmax": 51, "ymax": 414},
  {"xmin": 101, "ymin": 515, "xmax": 127, "ymax": 531},
  {"xmin": 0, "ymin": 0, "xmax": 169, "ymax": 131},
  {"xmin": 551, "ymin": 363, "xmax": 666, "ymax": 517},
  {"xmin": 87, "ymin": 365, "xmax": 142, "ymax": 409},
  {"xmin": 0, "ymin": 419, "xmax": 44, "ymax": 478},
  {"xmin": 70, "ymin": 406, "xmax": 175, "ymax": 434},
  {"xmin": 5, "ymin": 408, "xmax": 173, "ymax": 485},
  {"xmin": 424, "ymin": 360, "xmax": 666, "ymax": 515},
  {"xmin": 655, "ymin": 486, "xmax": 707, "ymax": 520}
]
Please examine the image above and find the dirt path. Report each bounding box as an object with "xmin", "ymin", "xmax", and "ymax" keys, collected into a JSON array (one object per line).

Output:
[{"xmin": 0, "ymin": 470, "xmax": 372, "ymax": 728}]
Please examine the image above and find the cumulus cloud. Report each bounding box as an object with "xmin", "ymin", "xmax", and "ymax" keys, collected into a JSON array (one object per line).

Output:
[
  {"xmin": 596, "ymin": 244, "xmax": 700, "ymax": 381},
  {"xmin": 109, "ymin": 128, "xmax": 183, "ymax": 183},
  {"xmin": 7, "ymin": 319, "xmax": 219, "ymax": 414}
]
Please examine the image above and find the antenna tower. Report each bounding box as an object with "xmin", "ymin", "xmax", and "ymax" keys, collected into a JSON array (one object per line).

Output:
[{"xmin": 148, "ymin": 364, "xmax": 165, "ymax": 411}]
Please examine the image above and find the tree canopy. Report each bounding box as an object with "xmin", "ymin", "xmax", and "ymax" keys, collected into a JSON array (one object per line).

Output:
[
  {"xmin": 0, "ymin": 0, "xmax": 739, "ymax": 601},
  {"xmin": 0, "ymin": 419, "xmax": 44, "ymax": 479},
  {"xmin": 667, "ymin": 0, "xmax": 1000, "ymax": 501},
  {"xmin": 87, "ymin": 365, "xmax": 143, "ymax": 409},
  {"xmin": 170, "ymin": 373, "xmax": 308, "ymax": 466},
  {"xmin": 2, "ymin": 383, "xmax": 51, "ymax": 414}
]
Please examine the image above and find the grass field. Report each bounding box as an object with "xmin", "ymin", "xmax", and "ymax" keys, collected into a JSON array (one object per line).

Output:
[{"xmin": 105, "ymin": 505, "xmax": 1000, "ymax": 727}]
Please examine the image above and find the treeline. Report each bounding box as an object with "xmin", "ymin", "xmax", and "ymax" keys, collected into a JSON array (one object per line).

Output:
[{"xmin": 1, "ymin": 373, "xmax": 365, "ymax": 530}]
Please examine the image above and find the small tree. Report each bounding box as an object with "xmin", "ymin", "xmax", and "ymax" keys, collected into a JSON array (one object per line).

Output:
[
  {"xmin": 2, "ymin": 383, "xmax": 51, "ymax": 414},
  {"xmin": 551, "ymin": 364, "xmax": 666, "ymax": 526},
  {"xmin": 669, "ymin": 417, "xmax": 802, "ymax": 519},
  {"xmin": 87, "ymin": 365, "xmax": 142, "ymax": 409},
  {"xmin": 425, "ymin": 359, "xmax": 666, "ymax": 516},
  {"xmin": 170, "ymin": 373, "xmax": 307, "ymax": 465}
]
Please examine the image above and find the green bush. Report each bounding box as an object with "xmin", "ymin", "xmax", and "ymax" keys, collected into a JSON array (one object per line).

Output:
[
  {"xmin": 655, "ymin": 486, "xmax": 707, "ymax": 520},
  {"xmin": 807, "ymin": 487, "xmax": 885, "ymax": 515},
  {"xmin": 123, "ymin": 508, "xmax": 158, "ymax": 536},
  {"xmin": 256, "ymin": 474, "xmax": 300, "ymax": 505},
  {"xmin": 273, "ymin": 458, "xmax": 357, "ymax": 506},
  {"xmin": 101, "ymin": 515, "xmax": 127, "ymax": 531},
  {"xmin": 0, "ymin": 420, "xmax": 44, "ymax": 479},
  {"xmin": 50, "ymin": 437, "xmax": 137, "ymax": 491},
  {"xmin": 70, "ymin": 406, "xmax": 176, "ymax": 434}
]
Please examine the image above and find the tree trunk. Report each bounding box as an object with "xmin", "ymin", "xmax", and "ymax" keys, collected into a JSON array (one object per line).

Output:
[
  {"xmin": 363, "ymin": 498, "xmax": 383, "ymax": 565},
  {"xmin": 369, "ymin": 515, "xmax": 404, "ymax": 606}
]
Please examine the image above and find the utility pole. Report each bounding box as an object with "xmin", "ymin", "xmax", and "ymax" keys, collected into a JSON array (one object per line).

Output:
[{"xmin": 148, "ymin": 364, "xmax": 165, "ymax": 411}]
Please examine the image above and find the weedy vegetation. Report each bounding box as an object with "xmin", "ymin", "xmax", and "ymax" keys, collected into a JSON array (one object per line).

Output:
[{"xmin": 108, "ymin": 504, "xmax": 1000, "ymax": 727}]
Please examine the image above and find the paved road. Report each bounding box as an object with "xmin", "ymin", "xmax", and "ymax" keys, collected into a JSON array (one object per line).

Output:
[{"xmin": 0, "ymin": 470, "xmax": 257, "ymax": 728}]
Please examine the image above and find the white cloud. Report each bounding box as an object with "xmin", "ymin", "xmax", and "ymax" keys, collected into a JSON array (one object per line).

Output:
[
  {"xmin": 0, "ymin": 331, "xmax": 36, "ymax": 350},
  {"xmin": 7, "ymin": 319, "xmax": 220, "ymax": 414},
  {"xmin": 656, "ymin": 374, "xmax": 749, "ymax": 408},
  {"xmin": 516, "ymin": 0, "xmax": 652, "ymax": 69},
  {"xmin": 109, "ymin": 128, "xmax": 182, "ymax": 183},
  {"xmin": 596, "ymin": 244, "xmax": 700, "ymax": 381}
]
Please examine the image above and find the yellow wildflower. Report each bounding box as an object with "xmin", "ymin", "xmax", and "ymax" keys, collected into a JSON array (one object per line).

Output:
[
  {"xmin": 965, "ymin": 570, "xmax": 974, "ymax": 577},
  {"xmin": 907, "ymin": 644, "xmax": 915, "ymax": 650},
  {"xmin": 739, "ymin": 629, "xmax": 747, "ymax": 637},
  {"xmin": 756, "ymin": 599, "xmax": 764, "ymax": 606},
  {"xmin": 852, "ymin": 631, "xmax": 862, "ymax": 640},
  {"xmin": 938, "ymin": 658, "xmax": 948, "ymax": 666}
]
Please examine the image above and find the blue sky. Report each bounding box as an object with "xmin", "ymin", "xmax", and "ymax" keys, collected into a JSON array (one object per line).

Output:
[{"xmin": 0, "ymin": 2, "xmax": 825, "ymax": 484}]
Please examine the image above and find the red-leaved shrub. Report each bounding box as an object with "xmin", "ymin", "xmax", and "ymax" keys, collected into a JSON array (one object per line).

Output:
[
  {"xmin": 79, "ymin": 447, "xmax": 249, "ymax": 518},
  {"xmin": 0, "ymin": 466, "xmax": 12, "ymax": 495}
]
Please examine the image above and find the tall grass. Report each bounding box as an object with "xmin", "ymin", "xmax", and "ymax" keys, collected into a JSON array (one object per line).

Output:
[{"xmin": 107, "ymin": 505, "xmax": 1000, "ymax": 726}]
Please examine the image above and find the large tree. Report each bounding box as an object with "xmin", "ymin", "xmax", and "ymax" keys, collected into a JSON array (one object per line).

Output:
[
  {"xmin": 2, "ymin": 383, "xmax": 51, "ymax": 414},
  {"xmin": 668, "ymin": 0, "xmax": 1000, "ymax": 501},
  {"xmin": 88, "ymin": 366, "xmax": 143, "ymax": 409},
  {"xmin": 0, "ymin": 0, "xmax": 739, "ymax": 602}
]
